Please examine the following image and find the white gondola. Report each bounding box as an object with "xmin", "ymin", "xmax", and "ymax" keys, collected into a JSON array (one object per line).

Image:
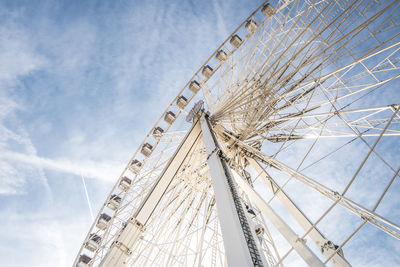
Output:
[
  {"xmin": 84, "ymin": 234, "xmax": 101, "ymax": 252},
  {"xmin": 230, "ymin": 34, "xmax": 242, "ymax": 49},
  {"xmin": 164, "ymin": 111, "xmax": 176, "ymax": 124},
  {"xmin": 202, "ymin": 65, "xmax": 213, "ymax": 79},
  {"xmin": 130, "ymin": 159, "xmax": 142, "ymax": 173},
  {"xmin": 118, "ymin": 176, "xmax": 132, "ymax": 191},
  {"xmin": 96, "ymin": 213, "xmax": 111, "ymax": 230},
  {"xmin": 176, "ymin": 96, "xmax": 188, "ymax": 109},
  {"xmin": 262, "ymin": 3, "xmax": 276, "ymax": 17},
  {"xmin": 216, "ymin": 50, "xmax": 227, "ymax": 62},
  {"xmin": 152, "ymin": 127, "xmax": 164, "ymax": 140},
  {"xmin": 76, "ymin": 254, "xmax": 91, "ymax": 267},
  {"xmin": 245, "ymin": 19, "xmax": 257, "ymax": 33},
  {"xmin": 189, "ymin": 80, "xmax": 200, "ymax": 93},
  {"xmin": 141, "ymin": 143, "xmax": 153, "ymax": 157},
  {"xmin": 107, "ymin": 194, "xmax": 122, "ymax": 210}
]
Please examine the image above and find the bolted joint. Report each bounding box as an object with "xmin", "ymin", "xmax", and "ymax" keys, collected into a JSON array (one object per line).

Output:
[
  {"xmin": 320, "ymin": 240, "xmax": 344, "ymax": 257},
  {"xmin": 333, "ymin": 191, "xmax": 342, "ymax": 200},
  {"xmin": 128, "ymin": 217, "xmax": 145, "ymax": 232},
  {"xmin": 111, "ymin": 241, "xmax": 133, "ymax": 256},
  {"xmin": 296, "ymin": 237, "xmax": 307, "ymax": 244}
]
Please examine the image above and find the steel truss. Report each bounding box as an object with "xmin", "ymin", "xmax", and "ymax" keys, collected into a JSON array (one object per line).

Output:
[{"xmin": 74, "ymin": 0, "xmax": 400, "ymax": 266}]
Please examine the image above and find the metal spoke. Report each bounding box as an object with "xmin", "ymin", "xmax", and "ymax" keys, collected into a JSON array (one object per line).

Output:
[{"xmin": 74, "ymin": 1, "xmax": 400, "ymax": 266}]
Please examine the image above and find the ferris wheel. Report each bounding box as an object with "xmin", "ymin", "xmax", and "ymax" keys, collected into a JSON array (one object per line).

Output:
[{"xmin": 74, "ymin": 0, "xmax": 400, "ymax": 266}]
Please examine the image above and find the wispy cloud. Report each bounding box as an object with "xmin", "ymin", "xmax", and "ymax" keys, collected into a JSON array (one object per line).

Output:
[
  {"xmin": 1, "ymin": 150, "xmax": 123, "ymax": 182},
  {"xmin": 3, "ymin": 0, "xmax": 397, "ymax": 266},
  {"xmin": 0, "ymin": 1, "xmax": 261, "ymax": 265}
]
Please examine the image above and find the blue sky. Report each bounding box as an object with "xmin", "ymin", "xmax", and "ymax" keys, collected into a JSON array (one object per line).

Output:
[
  {"xmin": 1, "ymin": 0, "xmax": 400, "ymax": 266},
  {"xmin": 0, "ymin": 0, "xmax": 262, "ymax": 266}
]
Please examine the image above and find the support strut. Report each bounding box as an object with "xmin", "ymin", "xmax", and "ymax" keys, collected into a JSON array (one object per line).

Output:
[
  {"xmin": 200, "ymin": 114, "xmax": 265, "ymax": 267},
  {"xmin": 248, "ymin": 158, "xmax": 350, "ymax": 267},
  {"xmin": 99, "ymin": 118, "xmax": 202, "ymax": 266}
]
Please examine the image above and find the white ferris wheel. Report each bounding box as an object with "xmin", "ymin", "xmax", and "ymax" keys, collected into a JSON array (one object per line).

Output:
[{"xmin": 74, "ymin": 0, "xmax": 400, "ymax": 266}]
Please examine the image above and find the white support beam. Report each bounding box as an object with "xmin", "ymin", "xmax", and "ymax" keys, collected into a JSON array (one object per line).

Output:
[
  {"xmin": 231, "ymin": 169, "xmax": 325, "ymax": 267},
  {"xmin": 100, "ymin": 118, "xmax": 203, "ymax": 267},
  {"xmin": 216, "ymin": 127, "xmax": 400, "ymax": 240},
  {"xmin": 253, "ymin": 150, "xmax": 400, "ymax": 239},
  {"xmin": 200, "ymin": 114, "xmax": 260, "ymax": 267},
  {"xmin": 249, "ymin": 158, "xmax": 351, "ymax": 267},
  {"xmin": 267, "ymin": 105, "xmax": 396, "ymax": 123}
]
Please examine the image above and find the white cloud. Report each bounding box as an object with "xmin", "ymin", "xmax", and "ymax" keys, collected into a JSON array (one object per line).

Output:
[
  {"xmin": 0, "ymin": 0, "xmax": 398, "ymax": 266},
  {"xmin": 0, "ymin": 26, "xmax": 47, "ymax": 82},
  {"xmin": 0, "ymin": 150, "xmax": 123, "ymax": 182},
  {"xmin": 0, "ymin": 8, "xmax": 49, "ymax": 194}
]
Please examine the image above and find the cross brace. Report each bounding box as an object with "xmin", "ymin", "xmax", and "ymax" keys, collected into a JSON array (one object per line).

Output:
[
  {"xmin": 248, "ymin": 158, "xmax": 351, "ymax": 267},
  {"xmin": 99, "ymin": 118, "xmax": 202, "ymax": 266},
  {"xmin": 99, "ymin": 113, "xmax": 331, "ymax": 267}
]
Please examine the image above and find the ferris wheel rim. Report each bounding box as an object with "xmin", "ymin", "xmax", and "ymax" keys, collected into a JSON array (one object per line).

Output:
[
  {"xmin": 74, "ymin": 0, "xmax": 400, "ymax": 266},
  {"xmin": 73, "ymin": 0, "xmax": 276, "ymax": 264}
]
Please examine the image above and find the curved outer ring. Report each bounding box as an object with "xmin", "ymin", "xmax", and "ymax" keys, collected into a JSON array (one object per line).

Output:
[{"xmin": 73, "ymin": 0, "xmax": 290, "ymax": 265}]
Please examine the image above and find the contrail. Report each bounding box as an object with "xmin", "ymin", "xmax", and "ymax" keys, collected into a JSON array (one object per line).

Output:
[{"xmin": 81, "ymin": 172, "xmax": 94, "ymax": 221}]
